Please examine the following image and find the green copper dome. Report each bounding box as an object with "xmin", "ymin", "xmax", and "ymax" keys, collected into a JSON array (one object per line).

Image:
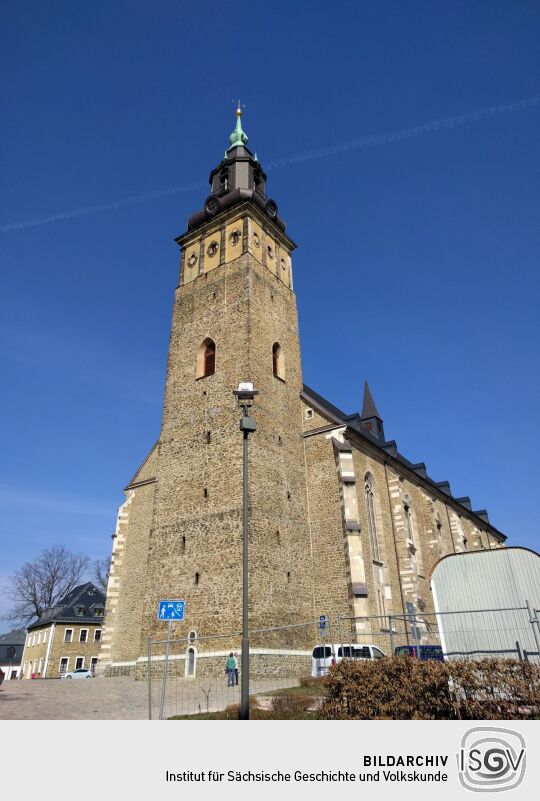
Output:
[{"xmin": 228, "ymin": 106, "xmax": 248, "ymax": 151}]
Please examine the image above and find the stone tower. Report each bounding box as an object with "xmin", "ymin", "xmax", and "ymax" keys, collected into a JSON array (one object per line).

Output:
[{"xmin": 121, "ymin": 108, "xmax": 315, "ymax": 661}]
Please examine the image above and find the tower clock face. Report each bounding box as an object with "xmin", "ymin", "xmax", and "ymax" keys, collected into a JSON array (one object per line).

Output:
[
  {"xmin": 205, "ymin": 195, "xmax": 220, "ymax": 216},
  {"xmin": 265, "ymin": 199, "xmax": 278, "ymax": 219}
]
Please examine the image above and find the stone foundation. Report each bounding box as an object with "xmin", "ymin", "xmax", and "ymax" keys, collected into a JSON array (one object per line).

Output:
[{"xmin": 132, "ymin": 649, "xmax": 312, "ymax": 681}]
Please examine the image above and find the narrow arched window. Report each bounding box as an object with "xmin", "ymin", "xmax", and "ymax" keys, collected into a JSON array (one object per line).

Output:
[
  {"xmin": 186, "ymin": 647, "xmax": 196, "ymax": 677},
  {"xmin": 272, "ymin": 342, "xmax": 285, "ymax": 380},
  {"xmin": 404, "ymin": 494, "xmax": 424, "ymax": 575},
  {"xmin": 196, "ymin": 338, "xmax": 216, "ymax": 378},
  {"xmin": 219, "ymin": 169, "xmax": 229, "ymax": 193},
  {"xmin": 365, "ymin": 473, "xmax": 380, "ymax": 561}
]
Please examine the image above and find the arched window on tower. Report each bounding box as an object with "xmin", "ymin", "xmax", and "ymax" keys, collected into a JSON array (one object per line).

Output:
[
  {"xmin": 196, "ymin": 338, "xmax": 216, "ymax": 379},
  {"xmin": 272, "ymin": 342, "xmax": 285, "ymax": 380},
  {"xmin": 365, "ymin": 473, "xmax": 380, "ymax": 562},
  {"xmin": 219, "ymin": 169, "xmax": 229, "ymax": 193}
]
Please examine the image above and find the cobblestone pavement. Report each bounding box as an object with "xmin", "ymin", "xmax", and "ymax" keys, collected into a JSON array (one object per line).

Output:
[
  {"xmin": 0, "ymin": 677, "xmax": 149, "ymax": 720},
  {"xmin": 0, "ymin": 676, "xmax": 299, "ymax": 720}
]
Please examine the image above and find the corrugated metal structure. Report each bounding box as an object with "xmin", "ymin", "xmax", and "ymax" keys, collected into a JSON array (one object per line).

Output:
[{"xmin": 431, "ymin": 547, "xmax": 540, "ymax": 662}]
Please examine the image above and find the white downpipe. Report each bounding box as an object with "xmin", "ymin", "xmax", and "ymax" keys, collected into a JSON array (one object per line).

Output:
[{"xmin": 42, "ymin": 622, "xmax": 55, "ymax": 678}]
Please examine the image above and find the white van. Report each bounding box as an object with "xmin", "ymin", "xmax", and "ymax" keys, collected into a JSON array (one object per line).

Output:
[{"xmin": 311, "ymin": 643, "xmax": 386, "ymax": 677}]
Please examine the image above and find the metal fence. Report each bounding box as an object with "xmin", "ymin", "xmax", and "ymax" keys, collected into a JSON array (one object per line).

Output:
[
  {"xmin": 146, "ymin": 604, "xmax": 540, "ymax": 719},
  {"xmin": 337, "ymin": 605, "xmax": 540, "ymax": 662}
]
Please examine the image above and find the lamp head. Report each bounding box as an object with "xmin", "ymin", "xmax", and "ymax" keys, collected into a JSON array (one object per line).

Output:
[{"xmin": 233, "ymin": 381, "xmax": 259, "ymax": 402}]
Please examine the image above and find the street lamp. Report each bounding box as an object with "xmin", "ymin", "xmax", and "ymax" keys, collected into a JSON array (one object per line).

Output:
[{"xmin": 232, "ymin": 380, "xmax": 259, "ymax": 720}]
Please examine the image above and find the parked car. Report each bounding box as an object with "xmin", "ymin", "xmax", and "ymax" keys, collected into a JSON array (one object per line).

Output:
[
  {"xmin": 61, "ymin": 668, "xmax": 93, "ymax": 679},
  {"xmin": 394, "ymin": 644, "xmax": 444, "ymax": 662},
  {"xmin": 311, "ymin": 643, "xmax": 386, "ymax": 677}
]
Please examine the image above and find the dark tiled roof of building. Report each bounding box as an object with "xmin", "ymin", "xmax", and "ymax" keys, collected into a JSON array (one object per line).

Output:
[
  {"xmin": 0, "ymin": 628, "xmax": 26, "ymax": 665},
  {"xmin": 301, "ymin": 383, "xmax": 505, "ymax": 543},
  {"xmin": 0, "ymin": 628, "xmax": 26, "ymax": 645},
  {"xmin": 27, "ymin": 582, "xmax": 106, "ymax": 631}
]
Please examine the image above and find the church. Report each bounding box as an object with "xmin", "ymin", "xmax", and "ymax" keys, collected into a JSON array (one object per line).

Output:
[{"xmin": 99, "ymin": 109, "xmax": 506, "ymax": 678}]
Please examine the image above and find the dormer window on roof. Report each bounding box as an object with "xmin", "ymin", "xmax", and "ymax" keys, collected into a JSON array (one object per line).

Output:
[{"xmin": 76, "ymin": 606, "xmax": 85, "ymax": 616}]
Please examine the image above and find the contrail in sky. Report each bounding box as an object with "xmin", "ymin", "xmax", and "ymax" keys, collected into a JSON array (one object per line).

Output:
[{"xmin": 1, "ymin": 96, "xmax": 537, "ymax": 233}]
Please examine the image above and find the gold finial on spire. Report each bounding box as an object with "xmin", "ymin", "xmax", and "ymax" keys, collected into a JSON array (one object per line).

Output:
[{"xmin": 234, "ymin": 98, "xmax": 244, "ymax": 117}]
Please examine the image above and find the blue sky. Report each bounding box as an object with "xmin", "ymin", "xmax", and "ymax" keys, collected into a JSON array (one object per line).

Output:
[{"xmin": 1, "ymin": 1, "xmax": 539, "ymax": 629}]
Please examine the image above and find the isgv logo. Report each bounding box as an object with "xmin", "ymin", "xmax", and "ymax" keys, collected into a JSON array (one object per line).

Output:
[{"xmin": 458, "ymin": 727, "xmax": 526, "ymax": 792}]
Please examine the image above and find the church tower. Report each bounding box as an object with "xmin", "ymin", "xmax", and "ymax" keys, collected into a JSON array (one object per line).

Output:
[{"xmin": 102, "ymin": 108, "xmax": 316, "ymax": 671}]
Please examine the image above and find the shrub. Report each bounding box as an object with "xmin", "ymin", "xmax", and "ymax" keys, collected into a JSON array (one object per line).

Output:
[
  {"xmin": 270, "ymin": 695, "xmax": 313, "ymax": 719},
  {"xmin": 320, "ymin": 657, "xmax": 540, "ymax": 720},
  {"xmin": 321, "ymin": 656, "xmax": 452, "ymax": 719},
  {"xmin": 299, "ymin": 675, "xmax": 325, "ymax": 689},
  {"xmin": 448, "ymin": 658, "xmax": 540, "ymax": 720}
]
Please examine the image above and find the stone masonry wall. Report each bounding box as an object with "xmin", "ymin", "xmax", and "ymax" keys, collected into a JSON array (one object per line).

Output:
[{"xmin": 133, "ymin": 212, "xmax": 315, "ymax": 662}]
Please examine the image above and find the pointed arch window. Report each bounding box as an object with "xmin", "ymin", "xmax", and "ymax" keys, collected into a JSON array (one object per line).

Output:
[
  {"xmin": 365, "ymin": 473, "xmax": 380, "ymax": 562},
  {"xmin": 196, "ymin": 338, "xmax": 216, "ymax": 379},
  {"xmin": 272, "ymin": 342, "xmax": 285, "ymax": 380},
  {"xmin": 404, "ymin": 494, "xmax": 424, "ymax": 575}
]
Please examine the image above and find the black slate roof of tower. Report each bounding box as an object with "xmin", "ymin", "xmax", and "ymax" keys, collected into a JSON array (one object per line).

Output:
[
  {"xmin": 186, "ymin": 109, "xmax": 286, "ymax": 234},
  {"xmin": 27, "ymin": 582, "xmax": 106, "ymax": 631}
]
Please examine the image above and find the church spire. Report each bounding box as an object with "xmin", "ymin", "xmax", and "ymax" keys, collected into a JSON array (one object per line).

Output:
[
  {"xmin": 186, "ymin": 106, "xmax": 286, "ymax": 234},
  {"xmin": 228, "ymin": 101, "xmax": 248, "ymax": 151},
  {"xmin": 360, "ymin": 381, "xmax": 385, "ymax": 441}
]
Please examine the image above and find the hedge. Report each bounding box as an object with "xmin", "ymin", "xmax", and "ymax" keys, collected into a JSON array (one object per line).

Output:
[{"xmin": 320, "ymin": 656, "xmax": 540, "ymax": 720}]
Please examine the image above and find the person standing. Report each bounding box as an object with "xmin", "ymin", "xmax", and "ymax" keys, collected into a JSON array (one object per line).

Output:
[
  {"xmin": 225, "ymin": 652, "xmax": 236, "ymax": 687},
  {"xmin": 234, "ymin": 653, "xmax": 239, "ymax": 686}
]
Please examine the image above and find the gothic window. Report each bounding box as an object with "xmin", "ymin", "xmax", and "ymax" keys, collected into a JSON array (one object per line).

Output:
[
  {"xmin": 196, "ymin": 338, "xmax": 216, "ymax": 379},
  {"xmin": 272, "ymin": 342, "xmax": 285, "ymax": 380},
  {"xmin": 364, "ymin": 473, "xmax": 380, "ymax": 562},
  {"xmin": 435, "ymin": 514, "xmax": 443, "ymax": 542},
  {"xmin": 404, "ymin": 495, "xmax": 424, "ymax": 575}
]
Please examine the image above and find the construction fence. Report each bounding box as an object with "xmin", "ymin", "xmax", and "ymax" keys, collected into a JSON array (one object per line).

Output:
[{"xmin": 146, "ymin": 604, "xmax": 540, "ymax": 719}]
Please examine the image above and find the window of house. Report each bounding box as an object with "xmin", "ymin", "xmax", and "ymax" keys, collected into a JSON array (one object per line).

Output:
[
  {"xmin": 94, "ymin": 607, "xmax": 104, "ymax": 617},
  {"xmin": 94, "ymin": 630, "xmax": 102, "ymax": 642},
  {"xmin": 59, "ymin": 658, "xmax": 69, "ymax": 674},
  {"xmin": 75, "ymin": 657, "xmax": 84, "ymax": 670},
  {"xmin": 91, "ymin": 657, "xmax": 98, "ymax": 672},
  {"xmin": 188, "ymin": 630, "xmax": 197, "ymax": 644},
  {"xmin": 365, "ymin": 473, "xmax": 380, "ymax": 562},
  {"xmin": 304, "ymin": 408, "xmax": 314, "ymax": 420},
  {"xmin": 272, "ymin": 342, "xmax": 285, "ymax": 380},
  {"xmin": 196, "ymin": 338, "xmax": 216, "ymax": 379},
  {"xmin": 76, "ymin": 606, "xmax": 85, "ymax": 616},
  {"xmin": 64, "ymin": 629, "xmax": 73, "ymax": 643},
  {"xmin": 79, "ymin": 629, "xmax": 88, "ymax": 643}
]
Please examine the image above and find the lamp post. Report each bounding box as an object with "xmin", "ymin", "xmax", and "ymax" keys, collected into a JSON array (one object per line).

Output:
[{"xmin": 233, "ymin": 380, "xmax": 259, "ymax": 720}]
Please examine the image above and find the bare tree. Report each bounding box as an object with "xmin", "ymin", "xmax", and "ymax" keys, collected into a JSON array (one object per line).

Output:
[
  {"xmin": 92, "ymin": 557, "xmax": 111, "ymax": 594},
  {"xmin": 7, "ymin": 546, "xmax": 90, "ymax": 623}
]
